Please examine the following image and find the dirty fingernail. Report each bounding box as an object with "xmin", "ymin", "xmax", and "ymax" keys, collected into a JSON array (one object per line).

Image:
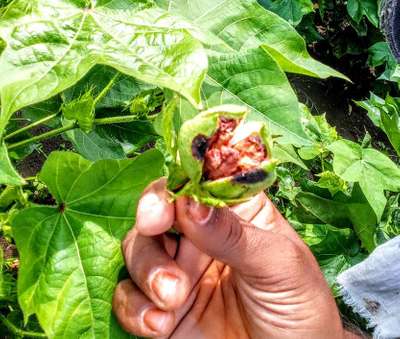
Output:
[{"xmin": 188, "ymin": 200, "xmax": 213, "ymax": 223}]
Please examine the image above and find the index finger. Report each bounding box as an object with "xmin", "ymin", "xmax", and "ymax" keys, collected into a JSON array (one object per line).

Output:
[{"xmin": 135, "ymin": 178, "xmax": 175, "ymax": 236}]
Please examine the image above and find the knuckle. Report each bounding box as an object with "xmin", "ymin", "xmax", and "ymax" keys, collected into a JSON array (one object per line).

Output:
[{"xmin": 122, "ymin": 229, "xmax": 137, "ymax": 255}]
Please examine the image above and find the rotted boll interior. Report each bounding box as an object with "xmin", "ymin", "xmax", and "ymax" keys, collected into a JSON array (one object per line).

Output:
[{"xmin": 203, "ymin": 117, "xmax": 268, "ymax": 180}]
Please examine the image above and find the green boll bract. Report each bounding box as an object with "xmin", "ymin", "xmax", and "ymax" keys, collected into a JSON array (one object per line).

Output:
[{"xmin": 170, "ymin": 105, "xmax": 278, "ymax": 207}]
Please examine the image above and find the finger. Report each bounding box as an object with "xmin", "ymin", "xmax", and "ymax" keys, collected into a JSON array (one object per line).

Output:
[
  {"xmin": 230, "ymin": 193, "xmax": 266, "ymax": 222},
  {"xmin": 136, "ymin": 178, "xmax": 175, "ymax": 236},
  {"xmin": 175, "ymin": 196, "xmax": 288, "ymax": 274},
  {"xmin": 113, "ymin": 280, "xmax": 175, "ymax": 337},
  {"xmin": 123, "ymin": 229, "xmax": 191, "ymax": 311},
  {"xmin": 163, "ymin": 232, "xmax": 180, "ymax": 258},
  {"xmin": 250, "ymin": 196, "xmax": 306, "ymax": 247}
]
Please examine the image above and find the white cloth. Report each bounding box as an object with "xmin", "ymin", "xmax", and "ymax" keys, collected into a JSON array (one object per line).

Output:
[{"xmin": 337, "ymin": 236, "xmax": 400, "ymax": 339}]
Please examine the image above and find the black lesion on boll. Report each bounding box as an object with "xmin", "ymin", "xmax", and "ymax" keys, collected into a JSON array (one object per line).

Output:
[
  {"xmin": 192, "ymin": 134, "xmax": 209, "ymax": 160},
  {"xmin": 233, "ymin": 169, "xmax": 267, "ymax": 184}
]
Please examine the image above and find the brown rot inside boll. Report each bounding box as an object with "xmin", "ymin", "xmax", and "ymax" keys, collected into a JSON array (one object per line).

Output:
[{"xmin": 202, "ymin": 117, "xmax": 267, "ymax": 180}]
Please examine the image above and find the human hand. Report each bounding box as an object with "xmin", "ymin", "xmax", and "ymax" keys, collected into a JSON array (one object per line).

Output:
[{"xmin": 113, "ymin": 178, "xmax": 347, "ymax": 338}]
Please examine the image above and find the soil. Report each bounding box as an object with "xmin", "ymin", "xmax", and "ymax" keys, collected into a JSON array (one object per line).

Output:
[
  {"xmin": 16, "ymin": 126, "xmax": 72, "ymax": 178},
  {"xmin": 290, "ymin": 75, "xmax": 387, "ymax": 142}
]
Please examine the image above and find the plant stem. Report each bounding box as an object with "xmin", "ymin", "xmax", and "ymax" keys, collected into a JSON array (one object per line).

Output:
[
  {"xmin": 4, "ymin": 72, "xmax": 118, "ymax": 144},
  {"xmin": 4, "ymin": 113, "xmax": 59, "ymax": 141},
  {"xmin": 6, "ymin": 114, "xmax": 148, "ymax": 150},
  {"xmin": 93, "ymin": 73, "xmax": 120, "ymax": 106},
  {"xmin": 94, "ymin": 115, "xmax": 145, "ymax": 125},
  {"xmin": 0, "ymin": 314, "xmax": 47, "ymax": 338},
  {"xmin": 7, "ymin": 124, "xmax": 76, "ymax": 150}
]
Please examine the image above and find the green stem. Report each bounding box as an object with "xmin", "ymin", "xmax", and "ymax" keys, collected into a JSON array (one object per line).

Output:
[
  {"xmin": 7, "ymin": 124, "xmax": 76, "ymax": 151},
  {"xmin": 0, "ymin": 314, "xmax": 47, "ymax": 338},
  {"xmin": 4, "ymin": 113, "xmax": 59, "ymax": 141},
  {"xmin": 6, "ymin": 114, "xmax": 148, "ymax": 150},
  {"xmin": 94, "ymin": 115, "xmax": 145, "ymax": 125},
  {"xmin": 93, "ymin": 73, "xmax": 120, "ymax": 106}
]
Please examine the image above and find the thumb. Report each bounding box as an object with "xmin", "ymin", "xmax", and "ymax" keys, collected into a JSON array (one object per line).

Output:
[{"xmin": 175, "ymin": 197, "xmax": 293, "ymax": 275}]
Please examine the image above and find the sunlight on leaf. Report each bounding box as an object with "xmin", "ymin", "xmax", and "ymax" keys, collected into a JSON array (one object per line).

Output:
[
  {"xmin": 0, "ymin": 0, "xmax": 208, "ymax": 138},
  {"xmin": 0, "ymin": 143, "xmax": 24, "ymax": 185},
  {"xmin": 328, "ymin": 140, "xmax": 400, "ymax": 222},
  {"xmin": 12, "ymin": 150, "xmax": 164, "ymax": 338}
]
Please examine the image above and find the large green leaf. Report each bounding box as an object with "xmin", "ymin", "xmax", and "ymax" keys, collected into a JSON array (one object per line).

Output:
[
  {"xmin": 0, "ymin": 142, "xmax": 24, "ymax": 185},
  {"xmin": 67, "ymin": 120, "xmax": 158, "ymax": 161},
  {"xmin": 296, "ymin": 192, "xmax": 350, "ymax": 226},
  {"xmin": 0, "ymin": 0, "xmax": 208, "ymax": 138},
  {"xmin": 66, "ymin": 129, "xmax": 126, "ymax": 161},
  {"xmin": 347, "ymin": 0, "xmax": 379, "ymax": 27},
  {"xmin": 12, "ymin": 150, "xmax": 164, "ymax": 338},
  {"xmin": 157, "ymin": 0, "xmax": 348, "ymax": 80},
  {"xmin": 62, "ymin": 65, "xmax": 154, "ymax": 111},
  {"xmin": 328, "ymin": 140, "xmax": 400, "ymax": 221},
  {"xmin": 258, "ymin": 0, "xmax": 314, "ymax": 26},
  {"xmin": 203, "ymin": 49, "xmax": 310, "ymax": 145},
  {"xmin": 296, "ymin": 187, "xmax": 377, "ymax": 252}
]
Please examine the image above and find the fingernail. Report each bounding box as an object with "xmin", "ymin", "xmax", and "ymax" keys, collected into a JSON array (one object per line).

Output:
[
  {"xmin": 143, "ymin": 308, "xmax": 172, "ymax": 334},
  {"xmin": 151, "ymin": 270, "xmax": 179, "ymax": 305},
  {"xmin": 188, "ymin": 200, "xmax": 214, "ymax": 224}
]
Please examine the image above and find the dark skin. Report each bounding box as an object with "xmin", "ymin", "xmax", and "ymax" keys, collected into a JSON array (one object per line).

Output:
[{"xmin": 113, "ymin": 179, "xmax": 361, "ymax": 338}]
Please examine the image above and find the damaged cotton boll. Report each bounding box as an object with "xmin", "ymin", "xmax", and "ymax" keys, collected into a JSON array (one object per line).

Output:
[
  {"xmin": 204, "ymin": 119, "xmax": 268, "ymax": 180},
  {"xmin": 170, "ymin": 105, "xmax": 278, "ymax": 207}
]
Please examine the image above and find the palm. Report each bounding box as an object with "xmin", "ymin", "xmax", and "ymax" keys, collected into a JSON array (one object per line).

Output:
[{"xmin": 113, "ymin": 179, "xmax": 345, "ymax": 339}]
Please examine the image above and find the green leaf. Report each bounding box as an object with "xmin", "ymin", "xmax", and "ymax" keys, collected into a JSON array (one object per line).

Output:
[
  {"xmin": 62, "ymin": 65, "xmax": 154, "ymax": 111},
  {"xmin": 0, "ymin": 0, "xmax": 208, "ymax": 138},
  {"xmin": 368, "ymin": 42, "xmax": 399, "ymax": 81},
  {"xmin": 291, "ymin": 221, "xmax": 366, "ymax": 293},
  {"xmin": 273, "ymin": 143, "xmax": 308, "ymax": 169},
  {"xmin": 21, "ymin": 96, "xmax": 62, "ymax": 129},
  {"xmin": 347, "ymin": 0, "xmax": 379, "ymax": 27},
  {"xmin": 0, "ymin": 247, "xmax": 3, "ymax": 298},
  {"xmin": 276, "ymin": 166, "xmax": 302, "ymax": 202},
  {"xmin": 376, "ymin": 193, "xmax": 400, "ymax": 244},
  {"xmin": 355, "ymin": 92, "xmax": 385, "ymax": 128},
  {"xmin": 319, "ymin": 254, "xmax": 366, "ymax": 296},
  {"xmin": 356, "ymin": 93, "xmax": 400, "ymax": 156},
  {"xmin": 259, "ymin": 0, "xmax": 314, "ymax": 26},
  {"xmin": 62, "ymin": 89, "xmax": 95, "ymax": 133},
  {"xmin": 296, "ymin": 192, "xmax": 350, "ymax": 226},
  {"xmin": 298, "ymin": 107, "xmax": 338, "ymax": 159},
  {"xmin": 328, "ymin": 140, "xmax": 400, "ymax": 221},
  {"xmin": 12, "ymin": 150, "xmax": 164, "ymax": 338},
  {"xmin": 157, "ymin": 0, "xmax": 348, "ymax": 80},
  {"xmin": 99, "ymin": 120, "xmax": 158, "ymax": 154},
  {"xmin": 316, "ymin": 171, "xmax": 349, "ymax": 197},
  {"xmin": 0, "ymin": 185, "xmax": 26, "ymax": 210},
  {"xmin": 66, "ymin": 129, "xmax": 126, "ymax": 161},
  {"xmin": 203, "ymin": 48, "xmax": 311, "ymax": 145},
  {"xmin": 67, "ymin": 118, "xmax": 158, "ymax": 161},
  {"xmin": 0, "ymin": 143, "xmax": 24, "ymax": 185},
  {"xmin": 296, "ymin": 186, "xmax": 377, "ymax": 252}
]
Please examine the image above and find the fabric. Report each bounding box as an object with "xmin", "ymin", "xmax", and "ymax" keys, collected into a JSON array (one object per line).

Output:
[
  {"xmin": 380, "ymin": 0, "xmax": 400, "ymax": 62},
  {"xmin": 337, "ymin": 236, "xmax": 400, "ymax": 339}
]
